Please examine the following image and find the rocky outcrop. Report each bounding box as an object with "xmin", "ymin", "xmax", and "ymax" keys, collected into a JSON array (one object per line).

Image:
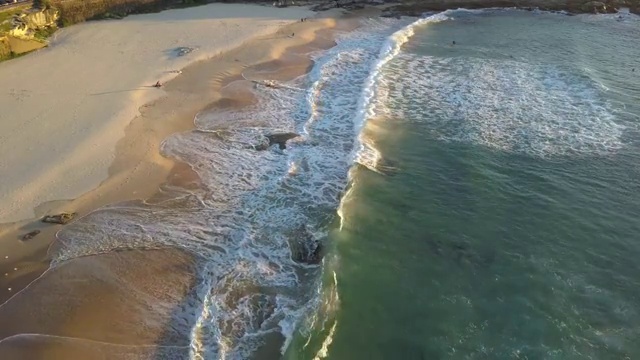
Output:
[
  {"xmin": 251, "ymin": 0, "xmax": 639, "ymax": 14},
  {"xmin": 294, "ymin": 239, "xmax": 323, "ymax": 264},
  {"xmin": 289, "ymin": 225, "xmax": 324, "ymax": 265},
  {"xmin": 311, "ymin": 0, "xmax": 392, "ymax": 11},
  {"xmin": 299, "ymin": 0, "xmax": 638, "ymax": 15},
  {"xmin": 378, "ymin": 0, "xmax": 637, "ymax": 16},
  {"xmin": 23, "ymin": 8, "xmax": 59, "ymax": 28},
  {"xmin": 266, "ymin": 133, "xmax": 300, "ymax": 150},
  {"xmin": 254, "ymin": 132, "xmax": 300, "ymax": 150},
  {"xmin": 8, "ymin": 8, "xmax": 59, "ymax": 39}
]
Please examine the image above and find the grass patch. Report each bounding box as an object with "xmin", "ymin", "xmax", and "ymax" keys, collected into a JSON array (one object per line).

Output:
[
  {"xmin": 33, "ymin": 26, "xmax": 57, "ymax": 41},
  {"xmin": 0, "ymin": 49, "xmax": 31, "ymax": 61},
  {"xmin": 0, "ymin": 8, "xmax": 24, "ymax": 34},
  {"xmin": 0, "ymin": 6, "xmax": 28, "ymax": 21}
]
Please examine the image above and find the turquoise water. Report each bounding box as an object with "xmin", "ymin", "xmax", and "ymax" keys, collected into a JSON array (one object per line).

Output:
[{"xmin": 288, "ymin": 10, "xmax": 640, "ymax": 360}]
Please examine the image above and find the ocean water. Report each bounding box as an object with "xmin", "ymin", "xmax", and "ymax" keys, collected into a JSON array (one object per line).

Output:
[
  {"xmin": 17, "ymin": 9, "xmax": 640, "ymax": 360},
  {"xmin": 284, "ymin": 9, "xmax": 640, "ymax": 360}
]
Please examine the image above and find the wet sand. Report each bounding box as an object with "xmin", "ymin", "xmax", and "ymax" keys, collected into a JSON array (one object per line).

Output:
[{"xmin": 0, "ymin": 5, "xmax": 371, "ymax": 359}]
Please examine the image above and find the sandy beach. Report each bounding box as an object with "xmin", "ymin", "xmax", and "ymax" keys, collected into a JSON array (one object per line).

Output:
[
  {"xmin": 0, "ymin": 1, "xmax": 365, "ymax": 358},
  {"xmin": 0, "ymin": 3, "xmax": 315, "ymax": 225},
  {"xmin": 0, "ymin": 3, "xmax": 319, "ymax": 298}
]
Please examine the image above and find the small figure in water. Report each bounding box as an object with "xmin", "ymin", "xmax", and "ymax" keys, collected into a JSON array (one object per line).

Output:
[
  {"xmin": 452, "ymin": 40, "xmax": 456, "ymax": 45},
  {"xmin": 153, "ymin": 81, "xmax": 162, "ymax": 88}
]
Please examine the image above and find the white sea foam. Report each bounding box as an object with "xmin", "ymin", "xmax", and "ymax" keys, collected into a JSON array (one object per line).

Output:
[
  {"xmin": 352, "ymin": 12, "xmax": 451, "ymax": 171},
  {"xmin": 50, "ymin": 16, "xmax": 413, "ymax": 359},
  {"xmin": 376, "ymin": 51, "xmax": 626, "ymax": 157}
]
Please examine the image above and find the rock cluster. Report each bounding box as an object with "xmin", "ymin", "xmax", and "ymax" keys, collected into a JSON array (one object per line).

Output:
[
  {"xmin": 301, "ymin": 0, "xmax": 638, "ymax": 15},
  {"xmin": 311, "ymin": 0, "xmax": 391, "ymax": 11},
  {"xmin": 254, "ymin": 132, "xmax": 300, "ymax": 151},
  {"xmin": 8, "ymin": 8, "xmax": 59, "ymax": 39}
]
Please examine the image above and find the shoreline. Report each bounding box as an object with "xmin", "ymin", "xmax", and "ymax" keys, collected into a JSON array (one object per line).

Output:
[
  {"xmin": 0, "ymin": 4, "xmax": 365, "ymax": 354},
  {"xmin": 0, "ymin": 0, "xmax": 632, "ymax": 308},
  {"xmin": 0, "ymin": 2, "xmax": 635, "ymax": 357},
  {"xmin": 0, "ymin": 3, "xmax": 320, "ymax": 304}
]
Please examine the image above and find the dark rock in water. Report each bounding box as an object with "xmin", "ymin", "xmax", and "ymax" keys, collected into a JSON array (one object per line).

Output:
[
  {"xmin": 311, "ymin": 2, "xmax": 337, "ymax": 11},
  {"xmin": 308, "ymin": 241, "xmax": 324, "ymax": 264},
  {"xmin": 293, "ymin": 239, "xmax": 324, "ymax": 265},
  {"xmin": 346, "ymin": 3, "xmax": 366, "ymax": 10},
  {"xmin": 380, "ymin": 0, "xmax": 622, "ymax": 17},
  {"xmin": 253, "ymin": 140, "xmax": 270, "ymax": 151},
  {"xmin": 21, "ymin": 230, "xmax": 41, "ymax": 241},
  {"xmin": 42, "ymin": 212, "xmax": 77, "ymax": 225},
  {"xmin": 581, "ymin": 1, "xmax": 607, "ymax": 12},
  {"xmin": 311, "ymin": 0, "xmax": 385, "ymax": 11},
  {"xmin": 265, "ymin": 133, "xmax": 300, "ymax": 150},
  {"xmin": 290, "ymin": 225, "xmax": 324, "ymax": 265}
]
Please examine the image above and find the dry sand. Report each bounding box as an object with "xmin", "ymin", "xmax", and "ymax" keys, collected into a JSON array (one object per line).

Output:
[
  {"xmin": 0, "ymin": 2, "xmax": 366, "ymax": 358},
  {"xmin": 0, "ymin": 3, "xmax": 313, "ymax": 224}
]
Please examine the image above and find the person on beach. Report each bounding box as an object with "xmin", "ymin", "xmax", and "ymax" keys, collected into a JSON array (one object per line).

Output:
[{"xmin": 153, "ymin": 81, "xmax": 162, "ymax": 88}]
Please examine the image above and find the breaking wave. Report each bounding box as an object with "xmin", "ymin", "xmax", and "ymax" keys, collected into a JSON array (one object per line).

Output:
[
  {"xmin": 373, "ymin": 14, "xmax": 632, "ymax": 158},
  {"xmin": 47, "ymin": 15, "xmax": 427, "ymax": 360}
]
